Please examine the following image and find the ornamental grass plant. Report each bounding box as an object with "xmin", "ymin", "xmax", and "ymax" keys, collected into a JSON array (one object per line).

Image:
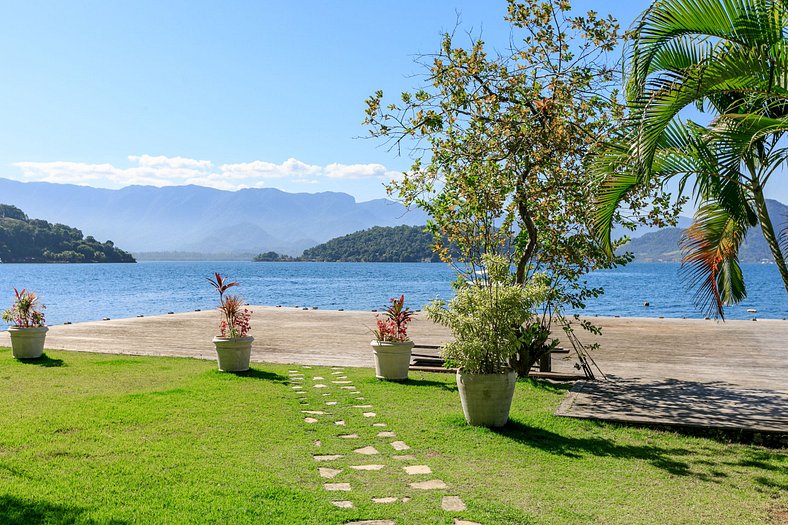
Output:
[{"xmin": 426, "ymin": 255, "xmax": 548, "ymax": 374}]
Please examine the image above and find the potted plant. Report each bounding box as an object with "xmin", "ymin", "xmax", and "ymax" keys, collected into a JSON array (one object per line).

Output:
[
  {"xmin": 2, "ymin": 288, "xmax": 48, "ymax": 359},
  {"xmin": 208, "ymin": 273, "xmax": 253, "ymax": 372},
  {"xmin": 426, "ymin": 255, "xmax": 547, "ymax": 427},
  {"xmin": 370, "ymin": 294, "xmax": 415, "ymax": 381}
]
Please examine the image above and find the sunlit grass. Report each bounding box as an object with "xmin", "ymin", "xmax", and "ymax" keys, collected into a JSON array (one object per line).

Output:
[{"xmin": 0, "ymin": 349, "xmax": 784, "ymax": 524}]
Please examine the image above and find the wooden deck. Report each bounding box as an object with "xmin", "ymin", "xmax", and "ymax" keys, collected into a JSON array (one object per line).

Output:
[{"xmin": 1, "ymin": 308, "xmax": 785, "ymax": 433}]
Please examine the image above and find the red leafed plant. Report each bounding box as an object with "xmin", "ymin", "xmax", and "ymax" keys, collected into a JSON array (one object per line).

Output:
[
  {"xmin": 373, "ymin": 294, "xmax": 415, "ymax": 342},
  {"xmin": 2, "ymin": 288, "xmax": 46, "ymax": 328},
  {"xmin": 208, "ymin": 273, "xmax": 252, "ymax": 338}
]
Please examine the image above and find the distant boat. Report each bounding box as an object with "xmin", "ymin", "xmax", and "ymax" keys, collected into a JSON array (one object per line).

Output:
[{"xmin": 747, "ymin": 308, "xmax": 757, "ymax": 313}]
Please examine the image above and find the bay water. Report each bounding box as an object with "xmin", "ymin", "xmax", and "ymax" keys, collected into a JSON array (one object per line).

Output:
[{"xmin": 0, "ymin": 261, "xmax": 785, "ymax": 326}]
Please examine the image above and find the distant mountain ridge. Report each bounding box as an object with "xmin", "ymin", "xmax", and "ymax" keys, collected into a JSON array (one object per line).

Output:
[
  {"xmin": 0, "ymin": 178, "xmax": 429, "ymax": 256},
  {"xmin": 620, "ymin": 199, "xmax": 787, "ymax": 263}
]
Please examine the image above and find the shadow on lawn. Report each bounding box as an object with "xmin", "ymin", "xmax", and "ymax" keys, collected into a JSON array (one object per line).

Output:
[
  {"xmin": 493, "ymin": 419, "xmax": 726, "ymax": 481},
  {"xmin": 231, "ymin": 368, "xmax": 289, "ymax": 383},
  {"xmin": 401, "ymin": 377, "xmax": 458, "ymax": 392},
  {"xmin": 17, "ymin": 354, "xmax": 65, "ymax": 367},
  {"xmin": 0, "ymin": 495, "xmax": 127, "ymax": 524}
]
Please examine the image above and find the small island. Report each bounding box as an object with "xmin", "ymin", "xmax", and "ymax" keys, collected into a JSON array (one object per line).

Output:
[
  {"xmin": 254, "ymin": 225, "xmax": 449, "ymax": 262},
  {"xmin": 0, "ymin": 204, "xmax": 135, "ymax": 263}
]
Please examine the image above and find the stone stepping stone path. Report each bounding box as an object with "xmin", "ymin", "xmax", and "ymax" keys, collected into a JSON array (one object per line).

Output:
[{"xmin": 288, "ymin": 367, "xmax": 476, "ymax": 523}]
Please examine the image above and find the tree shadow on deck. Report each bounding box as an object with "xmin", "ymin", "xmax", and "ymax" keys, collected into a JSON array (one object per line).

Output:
[{"xmin": 0, "ymin": 495, "xmax": 128, "ymax": 525}]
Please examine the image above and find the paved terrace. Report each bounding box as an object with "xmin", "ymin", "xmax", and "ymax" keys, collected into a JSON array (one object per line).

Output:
[{"xmin": 1, "ymin": 308, "xmax": 785, "ymax": 433}]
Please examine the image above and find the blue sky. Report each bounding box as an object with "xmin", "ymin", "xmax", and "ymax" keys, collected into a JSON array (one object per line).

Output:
[{"xmin": 1, "ymin": 1, "xmax": 786, "ymax": 204}]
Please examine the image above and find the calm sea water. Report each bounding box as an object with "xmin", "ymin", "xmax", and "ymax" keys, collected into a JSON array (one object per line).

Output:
[{"xmin": 0, "ymin": 261, "xmax": 785, "ymax": 325}]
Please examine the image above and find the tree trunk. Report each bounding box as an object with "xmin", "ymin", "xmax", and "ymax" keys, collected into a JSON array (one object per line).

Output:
[{"xmin": 752, "ymin": 184, "xmax": 788, "ymax": 294}]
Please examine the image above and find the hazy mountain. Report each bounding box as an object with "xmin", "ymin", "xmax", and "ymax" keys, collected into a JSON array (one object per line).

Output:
[
  {"xmin": 620, "ymin": 199, "xmax": 787, "ymax": 263},
  {"xmin": 0, "ymin": 178, "xmax": 429, "ymax": 256}
]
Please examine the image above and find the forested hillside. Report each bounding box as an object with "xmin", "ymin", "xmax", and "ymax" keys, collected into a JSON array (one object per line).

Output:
[
  {"xmin": 298, "ymin": 225, "xmax": 441, "ymax": 262},
  {"xmin": 0, "ymin": 204, "xmax": 135, "ymax": 263}
]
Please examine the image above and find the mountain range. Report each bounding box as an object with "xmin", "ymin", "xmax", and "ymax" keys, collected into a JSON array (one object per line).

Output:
[{"xmin": 0, "ymin": 178, "xmax": 428, "ymax": 256}]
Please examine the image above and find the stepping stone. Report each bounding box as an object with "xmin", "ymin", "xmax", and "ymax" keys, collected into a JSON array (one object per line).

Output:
[
  {"xmin": 332, "ymin": 380, "xmax": 353, "ymax": 384},
  {"xmin": 377, "ymin": 431, "xmax": 396, "ymax": 438},
  {"xmin": 331, "ymin": 371, "xmax": 343, "ymax": 375},
  {"xmin": 314, "ymin": 384, "xmax": 328, "ymax": 389},
  {"xmin": 326, "ymin": 401, "xmax": 338, "ymax": 406},
  {"xmin": 330, "ymin": 367, "xmax": 343, "ymax": 370},
  {"xmin": 353, "ymin": 405, "xmax": 373, "ymax": 408},
  {"xmin": 324, "ymin": 483, "xmax": 351, "ymax": 491},
  {"xmin": 340, "ymin": 386, "xmax": 356, "ymax": 390},
  {"xmin": 338, "ymin": 434, "xmax": 359, "ymax": 439},
  {"xmin": 346, "ymin": 521, "xmax": 395, "ymax": 525},
  {"xmin": 319, "ymin": 467, "xmax": 342, "ymax": 479},
  {"xmin": 338, "ymin": 375, "xmax": 349, "ymax": 379},
  {"xmin": 362, "ymin": 412, "xmax": 376, "ymax": 418},
  {"xmin": 350, "ymin": 391, "xmax": 361, "ymax": 394},
  {"xmin": 372, "ymin": 497, "xmax": 397, "ymax": 504},
  {"xmin": 292, "ymin": 386, "xmax": 304, "ymax": 390},
  {"xmin": 454, "ymin": 521, "xmax": 481, "ymax": 525},
  {"xmin": 313, "ymin": 454, "xmax": 343, "ymax": 461},
  {"xmin": 313, "ymin": 376, "xmax": 325, "ymax": 380},
  {"xmin": 304, "ymin": 417, "xmax": 319, "ymax": 424},
  {"xmin": 353, "ymin": 446, "xmax": 380, "ymax": 455},
  {"xmin": 288, "ymin": 370, "xmax": 299, "ymax": 373},
  {"xmin": 402, "ymin": 497, "xmax": 411, "ymax": 503},
  {"xmin": 410, "ymin": 479, "xmax": 448, "ymax": 490},
  {"xmin": 390, "ymin": 441, "xmax": 410, "ymax": 451},
  {"xmin": 322, "ymin": 393, "xmax": 332, "ymax": 396},
  {"xmin": 302, "ymin": 410, "xmax": 326, "ymax": 415},
  {"xmin": 404, "ymin": 465, "xmax": 432, "ymax": 475},
  {"xmin": 314, "ymin": 440, "xmax": 321, "ymax": 447},
  {"xmin": 335, "ymin": 420, "xmax": 346, "ymax": 426},
  {"xmin": 372, "ymin": 423, "xmax": 386, "ymax": 427},
  {"xmin": 303, "ymin": 365, "xmax": 312, "ymax": 369},
  {"xmin": 355, "ymin": 397, "xmax": 365, "ymax": 400},
  {"xmin": 349, "ymin": 464, "xmax": 385, "ymax": 471},
  {"xmin": 442, "ymin": 496, "xmax": 467, "ymax": 512},
  {"xmin": 331, "ymin": 500, "xmax": 353, "ymax": 508},
  {"xmin": 392, "ymin": 455, "xmax": 417, "ymax": 461}
]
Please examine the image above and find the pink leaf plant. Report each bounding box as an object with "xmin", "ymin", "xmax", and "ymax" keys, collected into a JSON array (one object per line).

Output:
[
  {"xmin": 2, "ymin": 288, "xmax": 46, "ymax": 328},
  {"xmin": 372, "ymin": 294, "xmax": 414, "ymax": 343},
  {"xmin": 208, "ymin": 273, "xmax": 252, "ymax": 339}
]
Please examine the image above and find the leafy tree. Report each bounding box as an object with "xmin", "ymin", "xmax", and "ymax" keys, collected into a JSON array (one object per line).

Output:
[
  {"xmin": 593, "ymin": 0, "xmax": 788, "ymax": 317},
  {"xmin": 365, "ymin": 0, "xmax": 625, "ymax": 375}
]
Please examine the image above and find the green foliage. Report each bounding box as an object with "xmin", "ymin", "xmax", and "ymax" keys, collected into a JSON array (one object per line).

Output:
[
  {"xmin": 0, "ymin": 205, "xmax": 135, "ymax": 263},
  {"xmin": 300, "ymin": 225, "xmax": 448, "ymax": 262},
  {"xmin": 426, "ymin": 255, "xmax": 549, "ymax": 374},
  {"xmin": 593, "ymin": 0, "xmax": 788, "ymax": 317},
  {"xmin": 365, "ymin": 0, "xmax": 629, "ymax": 323}
]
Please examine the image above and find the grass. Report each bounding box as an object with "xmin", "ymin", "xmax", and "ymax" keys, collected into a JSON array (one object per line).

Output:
[{"xmin": 0, "ymin": 348, "xmax": 784, "ymax": 524}]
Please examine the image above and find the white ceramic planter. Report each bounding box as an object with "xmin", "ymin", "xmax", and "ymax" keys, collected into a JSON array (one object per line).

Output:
[
  {"xmin": 456, "ymin": 369, "xmax": 517, "ymax": 427},
  {"xmin": 371, "ymin": 340, "xmax": 414, "ymax": 381},
  {"xmin": 7, "ymin": 326, "xmax": 48, "ymax": 359},
  {"xmin": 212, "ymin": 336, "xmax": 254, "ymax": 372}
]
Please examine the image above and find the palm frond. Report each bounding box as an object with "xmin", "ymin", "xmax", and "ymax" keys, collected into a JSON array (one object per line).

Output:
[{"xmin": 681, "ymin": 202, "xmax": 750, "ymax": 318}]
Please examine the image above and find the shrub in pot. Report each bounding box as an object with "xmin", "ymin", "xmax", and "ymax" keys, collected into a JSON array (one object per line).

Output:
[
  {"xmin": 426, "ymin": 255, "xmax": 547, "ymax": 427},
  {"xmin": 208, "ymin": 273, "xmax": 253, "ymax": 372},
  {"xmin": 370, "ymin": 294, "xmax": 415, "ymax": 381},
  {"xmin": 2, "ymin": 288, "xmax": 48, "ymax": 359}
]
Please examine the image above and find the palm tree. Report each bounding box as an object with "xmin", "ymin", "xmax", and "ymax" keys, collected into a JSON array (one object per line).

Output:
[{"xmin": 593, "ymin": 0, "xmax": 788, "ymax": 317}]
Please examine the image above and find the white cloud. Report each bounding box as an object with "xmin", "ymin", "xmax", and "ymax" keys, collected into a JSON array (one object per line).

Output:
[
  {"xmin": 11, "ymin": 155, "xmax": 400, "ymax": 194},
  {"xmin": 324, "ymin": 162, "xmax": 388, "ymax": 180}
]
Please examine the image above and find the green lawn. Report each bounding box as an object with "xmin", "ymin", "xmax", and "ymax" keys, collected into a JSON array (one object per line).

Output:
[{"xmin": 0, "ymin": 349, "xmax": 784, "ymax": 524}]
